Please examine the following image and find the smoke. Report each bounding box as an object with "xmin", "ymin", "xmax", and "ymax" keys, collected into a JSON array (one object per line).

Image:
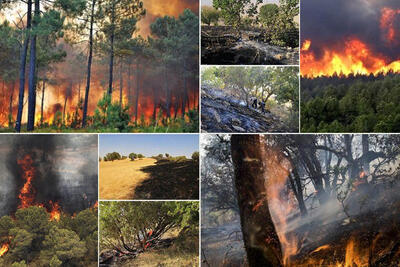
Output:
[
  {"xmin": 0, "ymin": 135, "xmax": 98, "ymax": 216},
  {"xmin": 301, "ymin": 0, "xmax": 400, "ymax": 61},
  {"xmin": 137, "ymin": 0, "xmax": 199, "ymax": 36}
]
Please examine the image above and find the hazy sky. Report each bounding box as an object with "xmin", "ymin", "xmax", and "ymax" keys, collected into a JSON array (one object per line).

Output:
[
  {"xmin": 202, "ymin": 0, "xmax": 279, "ymax": 6},
  {"xmin": 99, "ymin": 134, "xmax": 199, "ymax": 158}
]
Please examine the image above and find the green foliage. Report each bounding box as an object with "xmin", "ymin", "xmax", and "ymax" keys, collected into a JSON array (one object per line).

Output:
[
  {"xmin": 11, "ymin": 261, "xmax": 27, "ymax": 267},
  {"xmin": 301, "ymin": 74, "xmax": 400, "ymax": 133},
  {"xmin": 104, "ymin": 152, "xmax": 122, "ymax": 161},
  {"xmin": 201, "ymin": 6, "xmax": 220, "ymax": 26},
  {"xmin": 213, "ymin": 0, "xmax": 262, "ymax": 30},
  {"xmin": 191, "ymin": 151, "xmax": 199, "ymax": 161},
  {"xmin": 137, "ymin": 154, "xmax": 144, "ymax": 159},
  {"xmin": 129, "ymin": 152, "xmax": 137, "ymax": 161},
  {"xmin": 261, "ymin": 0, "xmax": 299, "ymax": 47}
]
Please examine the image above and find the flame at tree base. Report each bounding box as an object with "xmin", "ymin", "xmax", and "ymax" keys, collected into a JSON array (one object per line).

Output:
[{"xmin": 0, "ymin": 243, "xmax": 9, "ymax": 257}]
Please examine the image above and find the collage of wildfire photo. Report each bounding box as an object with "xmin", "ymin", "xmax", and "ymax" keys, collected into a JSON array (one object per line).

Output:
[{"xmin": 0, "ymin": 0, "xmax": 400, "ymax": 266}]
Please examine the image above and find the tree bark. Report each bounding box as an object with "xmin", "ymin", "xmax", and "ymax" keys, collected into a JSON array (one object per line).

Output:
[
  {"xmin": 15, "ymin": 0, "xmax": 32, "ymax": 132},
  {"xmin": 8, "ymin": 81, "xmax": 15, "ymax": 127},
  {"xmin": 82, "ymin": 0, "xmax": 96, "ymax": 128},
  {"xmin": 164, "ymin": 65, "xmax": 170, "ymax": 118},
  {"xmin": 181, "ymin": 62, "xmax": 187, "ymax": 118},
  {"xmin": 26, "ymin": 0, "xmax": 40, "ymax": 131},
  {"xmin": 231, "ymin": 135, "xmax": 283, "ymax": 267},
  {"xmin": 40, "ymin": 80, "xmax": 45, "ymax": 125},
  {"xmin": 362, "ymin": 135, "xmax": 369, "ymax": 174},
  {"xmin": 134, "ymin": 62, "xmax": 140, "ymax": 124},
  {"xmin": 119, "ymin": 59, "xmax": 123, "ymax": 107},
  {"xmin": 107, "ymin": 3, "xmax": 115, "ymax": 96}
]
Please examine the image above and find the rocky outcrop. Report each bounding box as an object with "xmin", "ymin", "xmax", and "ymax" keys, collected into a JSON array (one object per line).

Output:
[{"xmin": 201, "ymin": 85, "xmax": 293, "ymax": 133}]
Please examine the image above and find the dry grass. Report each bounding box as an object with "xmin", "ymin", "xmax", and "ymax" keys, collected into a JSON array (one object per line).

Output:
[
  {"xmin": 122, "ymin": 249, "xmax": 198, "ymax": 267},
  {"xmin": 99, "ymin": 158, "xmax": 156, "ymax": 199}
]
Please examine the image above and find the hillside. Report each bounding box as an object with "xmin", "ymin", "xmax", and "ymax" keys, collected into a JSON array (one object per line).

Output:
[{"xmin": 201, "ymin": 85, "xmax": 293, "ymax": 133}]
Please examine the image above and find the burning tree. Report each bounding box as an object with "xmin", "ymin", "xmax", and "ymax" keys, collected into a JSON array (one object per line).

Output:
[
  {"xmin": 202, "ymin": 134, "xmax": 400, "ymax": 266},
  {"xmin": 99, "ymin": 201, "xmax": 199, "ymax": 265}
]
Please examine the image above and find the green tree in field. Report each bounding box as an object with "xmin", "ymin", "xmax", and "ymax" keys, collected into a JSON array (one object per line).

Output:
[
  {"xmin": 259, "ymin": 4, "xmax": 279, "ymax": 27},
  {"xmin": 201, "ymin": 6, "xmax": 220, "ymax": 26},
  {"xmin": 129, "ymin": 153, "xmax": 137, "ymax": 161},
  {"xmin": 213, "ymin": 0, "xmax": 262, "ymax": 31}
]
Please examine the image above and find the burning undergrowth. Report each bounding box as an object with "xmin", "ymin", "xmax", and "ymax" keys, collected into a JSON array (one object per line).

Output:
[{"xmin": 0, "ymin": 135, "xmax": 98, "ymax": 265}]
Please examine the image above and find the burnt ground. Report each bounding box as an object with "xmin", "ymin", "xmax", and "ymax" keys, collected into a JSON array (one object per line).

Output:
[
  {"xmin": 133, "ymin": 159, "xmax": 199, "ymax": 199},
  {"xmin": 201, "ymin": 85, "xmax": 294, "ymax": 133},
  {"xmin": 201, "ymin": 26, "xmax": 299, "ymax": 65}
]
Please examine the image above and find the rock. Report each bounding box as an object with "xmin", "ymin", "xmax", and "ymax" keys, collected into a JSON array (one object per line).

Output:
[
  {"xmin": 231, "ymin": 118, "xmax": 241, "ymax": 126},
  {"xmin": 232, "ymin": 125, "xmax": 246, "ymax": 132}
]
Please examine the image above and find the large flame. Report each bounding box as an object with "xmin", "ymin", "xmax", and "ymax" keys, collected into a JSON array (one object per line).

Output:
[
  {"xmin": 49, "ymin": 200, "xmax": 61, "ymax": 222},
  {"xmin": 301, "ymin": 7, "xmax": 400, "ymax": 78},
  {"xmin": 17, "ymin": 154, "xmax": 36, "ymax": 208},
  {"xmin": 0, "ymin": 243, "xmax": 8, "ymax": 257},
  {"xmin": 264, "ymin": 146, "xmax": 298, "ymax": 265},
  {"xmin": 300, "ymin": 38, "xmax": 400, "ymax": 78}
]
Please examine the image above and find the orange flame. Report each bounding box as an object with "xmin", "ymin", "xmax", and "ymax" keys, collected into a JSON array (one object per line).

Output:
[
  {"xmin": 340, "ymin": 237, "xmax": 369, "ymax": 267},
  {"xmin": 49, "ymin": 201, "xmax": 61, "ymax": 222},
  {"xmin": 311, "ymin": 244, "xmax": 330, "ymax": 254},
  {"xmin": 380, "ymin": 7, "xmax": 400, "ymax": 43},
  {"xmin": 17, "ymin": 154, "xmax": 36, "ymax": 208},
  {"xmin": 264, "ymin": 146, "xmax": 298, "ymax": 265},
  {"xmin": 92, "ymin": 201, "xmax": 98, "ymax": 209},
  {"xmin": 0, "ymin": 243, "xmax": 8, "ymax": 257},
  {"xmin": 300, "ymin": 38, "xmax": 400, "ymax": 78}
]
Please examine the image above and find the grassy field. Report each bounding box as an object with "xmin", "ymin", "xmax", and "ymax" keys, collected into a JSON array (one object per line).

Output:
[
  {"xmin": 100, "ymin": 158, "xmax": 156, "ymax": 199},
  {"xmin": 99, "ymin": 158, "xmax": 199, "ymax": 200}
]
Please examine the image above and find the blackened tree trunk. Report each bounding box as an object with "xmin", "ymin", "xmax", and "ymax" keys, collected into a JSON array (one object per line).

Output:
[
  {"xmin": 40, "ymin": 80, "xmax": 45, "ymax": 125},
  {"xmin": 119, "ymin": 59, "xmax": 123, "ymax": 107},
  {"xmin": 82, "ymin": 0, "xmax": 96, "ymax": 128},
  {"xmin": 15, "ymin": 0, "xmax": 32, "ymax": 132},
  {"xmin": 231, "ymin": 135, "xmax": 283, "ymax": 267},
  {"xmin": 164, "ymin": 65, "xmax": 170, "ymax": 118},
  {"xmin": 63, "ymin": 93, "xmax": 68, "ymax": 124},
  {"xmin": 181, "ymin": 62, "xmax": 187, "ymax": 119},
  {"xmin": 362, "ymin": 135, "xmax": 369, "ymax": 174},
  {"xmin": 107, "ymin": 4, "xmax": 115, "ymax": 96},
  {"xmin": 26, "ymin": 0, "xmax": 40, "ymax": 131},
  {"xmin": 152, "ymin": 87, "xmax": 157, "ymax": 122},
  {"xmin": 127, "ymin": 61, "xmax": 132, "ymax": 113},
  {"xmin": 134, "ymin": 62, "xmax": 140, "ymax": 124}
]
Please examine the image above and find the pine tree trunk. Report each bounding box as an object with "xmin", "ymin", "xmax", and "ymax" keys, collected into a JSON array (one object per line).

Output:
[
  {"xmin": 119, "ymin": 59, "xmax": 123, "ymax": 107},
  {"xmin": 40, "ymin": 80, "xmax": 45, "ymax": 126},
  {"xmin": 63, "ymin": 94, "xmax": 68, "ymax": 125},
  {"xmin": 26, "ymin": 0, "xmax": 40, "ymax": 131},
  {"xmin": 107, "ymin": 3, "xmax": 115, "ymax": 96},
  {"xmin": 15, "ymin": 0, "xmax": 32, "ymax": 132},
  {"xmin": 181, "ymin": 62, "xmax": 187, "ymax": 119},
  {"xmin": 164, "ymin": 65, "xmax": 170, "ymax": 118},
  {"xmin": 82, "ymin": 0, "xmax": 96, "ymax": 128},
  {"xmin": 134, "ymin": 62, "xmax": 140, "ymax": 124},
  {"xmin": 231, "ymin": 135, "xmax": 283, "ymax": 267}
]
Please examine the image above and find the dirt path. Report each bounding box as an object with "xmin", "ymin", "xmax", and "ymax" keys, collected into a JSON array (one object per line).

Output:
[{"xmin": 99, "ymin": 158, "xmax": 156, "ymax": 199}]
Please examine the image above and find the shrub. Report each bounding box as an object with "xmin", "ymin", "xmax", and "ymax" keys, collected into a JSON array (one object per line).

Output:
[
  {"xmin": 129, "ymin": 153, "xmax": 137, "ymax": 161},
  {"xmin": 104, "ymin": 152, "xmax": 122, "ymax": 161},
  {"xmin": 191, "ymin": 151, "xmax": 199, "ymax": 161}
]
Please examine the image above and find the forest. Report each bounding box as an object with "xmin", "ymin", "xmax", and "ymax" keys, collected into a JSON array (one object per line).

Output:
[
  {"xmin": 201, "ymin": 134, "xmax": 400, "ymax": 266},
  {"xmin": 201, "ymin": 0, "xmax": 299, "ymax": 65},
  {"xmin": 201, "ymin": 66, "xmax": 299, "ymax": 132},
  {"xmin": 0, "ymin": 0, "xmax": 199, "ymax": 133},
  {"xmin": 301, "ymin": 73, "xmax": 400, "ymax": 132},
  {"xmin": 99, "ymin": 201, "xmax": 199, "ymax": 267}
]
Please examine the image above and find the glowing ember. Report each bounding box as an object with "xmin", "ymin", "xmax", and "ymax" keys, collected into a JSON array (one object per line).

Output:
[
  {"xmin": 49, "ymin": 201, "xmax": 61, "ymax": 222},
  {"xmin": 17, "ymin": 154, "xmax": 36, "ymax": 208},
  {"xmin": 92, "ymin": 201, "xmax": 98, "ymax": 209},
  {"xmin": 0, "ymin": 243, "xmax": 8, "ymax": 257}
]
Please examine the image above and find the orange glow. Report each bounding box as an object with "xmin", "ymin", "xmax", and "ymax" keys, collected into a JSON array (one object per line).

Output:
[
  {"xmin": 311, "ymin": 244, "xmax": 330, "ymax": 253},
  {"xmin": 301, "ymin": 40, "xmax": 311, "ymax": 51},
  {"xmin": 263, "ymin": 145, "xmax": 297, "ymax": 265},
  {"xmin": 300, "ymin": 38, "xmax": 400, "ymax": 78},
  {"xmin": 17, "ymin": 154, "xmax": 36, "ymax": 208},
  {"xmin": 49, "ymin": 201, "xmax": 61, "ymax": 222},
  {"xmin": 340, "ymin": 237, "xmax": 369, "ymax": 267},
  {"xmin": 92, "ymin": 201, "xmax": 98, "ymax": 209},
  {"xmin": 0, "ymin": 243, "xmax": 8, "ymax": 257},
  {"xmin": 380, "ymin": 7, "xmax": 400, "ymax": 43}
]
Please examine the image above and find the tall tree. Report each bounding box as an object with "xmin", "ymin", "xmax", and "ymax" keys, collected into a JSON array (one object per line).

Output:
[{"xmin": 231, "ymin": 135, "xmax": 283, "ymax": 267}]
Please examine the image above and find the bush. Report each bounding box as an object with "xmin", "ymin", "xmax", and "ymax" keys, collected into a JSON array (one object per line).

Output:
[
  {"xmin": 165, "ymin": 153, "xmax": 170, "ymax": 158},
  {"xmin": 104, "ymin": 152, "xmax": 122, "ymax": 161},
  {"xmin": 129, "ymin": 153, "xmax": 137, "ymax": 161},
  {"xmin": 137, "ymin": 154, "xmax": 144, "ymax": 159},
  {"xmin": 201, "ymin": 6, "xmax": 220, "ymax": 26},
  {"xmin": 121, "ymin": 156, "xmax": 127, "ymax": 160},
  {"xmin": 191, "ymin": 151, "xmax": 199, "ymax": 161}
]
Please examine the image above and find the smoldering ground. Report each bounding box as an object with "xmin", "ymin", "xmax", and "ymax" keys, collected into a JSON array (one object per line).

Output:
[
  {"xmin": 301, "ymin": 0, "xmax": 400, "ymax": 61},
  {"xmin": 0, "ymin": 135, "xmax": 98, "ymax": 216}
]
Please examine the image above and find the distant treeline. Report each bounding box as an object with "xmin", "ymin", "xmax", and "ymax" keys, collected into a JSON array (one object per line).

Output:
[
  {"xmin": 101, "ymin": 151, "xmax": 199, "ymax": 162},
  {"xmin": 301, "ymin": 73, "xmax": 400, "ymax": 132}
]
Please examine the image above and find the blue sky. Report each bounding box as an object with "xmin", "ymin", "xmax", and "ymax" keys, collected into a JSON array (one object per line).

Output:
[{"xmin": 99, "ymin": 134, "xmax": 199, "ymax": 158}]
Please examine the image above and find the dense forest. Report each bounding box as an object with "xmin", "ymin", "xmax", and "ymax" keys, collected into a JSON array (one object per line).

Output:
[
  {"xmin": 202, "ymin": 134, "xmax": 400, "ymax": 266},
  {"xmin": 0, "ymin": 206, "xmax": 98, "ymax": 267},
  {"xmin": 202, "ymin": 66, "xmax": 299, "ymax": 132},
  {"xmin": 201, "ymin": 0, "xmax": 299, "ymax": 65},
  {"xmin": 301, "ymin": 73, "xmax": 400, "ymax": 132},
  {"xmin": 99, "ymin": 201, "xmax": 199, "ymax": 266},
  {"xmin": 0, "ymin": 0, "xmax": 199, "ymax": 132}
]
